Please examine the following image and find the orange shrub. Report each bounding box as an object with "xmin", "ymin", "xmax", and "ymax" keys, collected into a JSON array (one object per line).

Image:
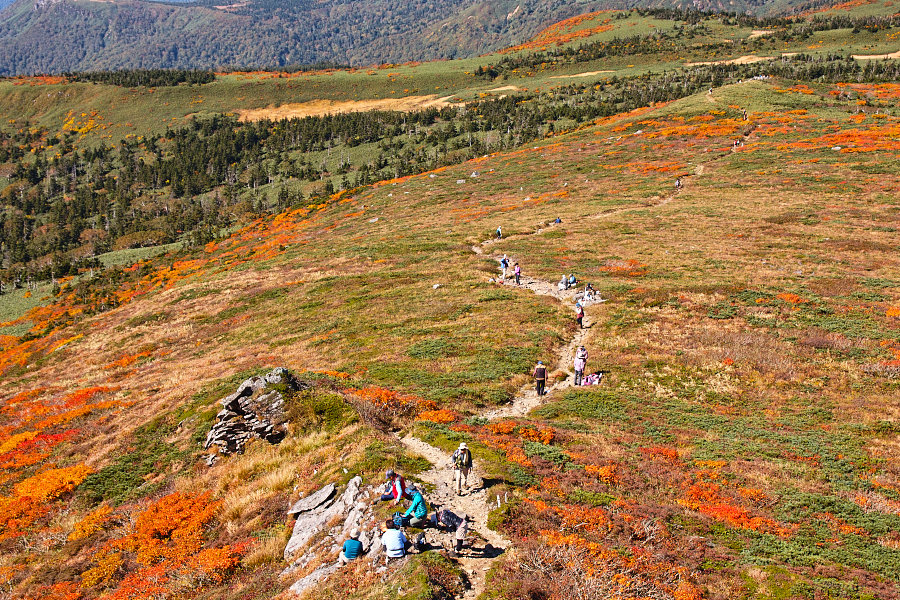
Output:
[
  {"xmin": 415, "ymin": 409, "xmax": 458, "ymax": 424},
  {"xmin": 585, "ymin": 464, "xmax": 619, "ymax": 486},
  {"xmin": 487, "ymin": 420, "xmax": 517, "ymax": 435},
  {"xmin": 14, "ymin": 465, "xmax": 93, "ymax": 501},
  {"xmin": 69, "ymin": 504, "xmax": 113, "ymax": 541}
]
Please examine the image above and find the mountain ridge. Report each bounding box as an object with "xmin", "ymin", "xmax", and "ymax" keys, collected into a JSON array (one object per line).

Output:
[{"xmin": 0, "ymin": 0, "xmax": 847, "ymax": 75}]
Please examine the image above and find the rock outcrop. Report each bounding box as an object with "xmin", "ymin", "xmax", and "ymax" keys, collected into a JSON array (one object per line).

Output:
[
  {"xmin": 204, "ymin": 367, "xmax": 308, "ymax": 465},
  {"xmin": 282, "ymin": 477, "xmax": 391, "ymax": 596}
]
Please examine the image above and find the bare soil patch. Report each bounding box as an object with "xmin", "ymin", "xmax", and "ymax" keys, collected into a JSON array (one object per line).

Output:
[
  {"xmin": 852, "ymin": 50, "xmax": 900, "ymax": 59},
  {"xmin": 237, "ymin": 95, "xmax": 457, "ymax": 121},
  {"xmin": 548, "ymin": 70, "xmax": 615, "ymax": 79},
  {"xmin": 685, "ymin": 55, "xmax": 775, "ymax": 66}
]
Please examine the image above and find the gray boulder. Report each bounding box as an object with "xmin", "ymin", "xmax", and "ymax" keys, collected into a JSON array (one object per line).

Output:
[
  {"xmin": 284, "ymin": 476, "xmax": 363, "ymax": 562},
  {"xmin": 287, "ymin": 484, "xmax": 336, "ymax": 515}
]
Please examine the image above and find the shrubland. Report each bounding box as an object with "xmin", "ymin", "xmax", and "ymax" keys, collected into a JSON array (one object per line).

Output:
[{"xmin": 0, "ymin": 6, "xmax": 899, "ymax": 599}]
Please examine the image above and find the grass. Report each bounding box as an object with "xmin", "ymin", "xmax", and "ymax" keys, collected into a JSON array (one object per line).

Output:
[{"xmin": 2, "ymin": 61, "xmax": 900, "ymax": 600}]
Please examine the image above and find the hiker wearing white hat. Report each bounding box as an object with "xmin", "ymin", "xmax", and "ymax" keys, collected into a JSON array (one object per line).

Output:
[
  {"xmin": 339, "ymin": 528, "xmax": 365, "ymax": 564},
  {"xmin": 450, "ymin": 442, "xmax": 473, "ymax": 495}
]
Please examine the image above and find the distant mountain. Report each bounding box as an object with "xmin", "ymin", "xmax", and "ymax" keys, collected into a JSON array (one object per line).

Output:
[
  {"xmin": 0, "ymin": 0, "xmax": 608, "ymax": 75},
  {"xmin": 0, "ymin": 0, "xmax": 818, "ymax": 75}
]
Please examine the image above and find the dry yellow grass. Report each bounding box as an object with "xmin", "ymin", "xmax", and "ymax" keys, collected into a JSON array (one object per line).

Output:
[{"xmin": 236, "ymin": 95, "xmax": 457, "ymax": 121}]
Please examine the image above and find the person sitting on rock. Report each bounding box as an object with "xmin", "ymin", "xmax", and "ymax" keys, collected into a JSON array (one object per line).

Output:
[
  {"xmin": 375, "ymin": 469, "xmax": 409, "ymax": 506},
  {"xmin": 339, "ymin": 529, "xmax": 365, "ymax": 564},
  {"xmin": 381, "ymin": 518, "xmax": 407, "ymax": 562},
  {"xmin": 402, "ymin": 486, "xmax": 429, "ymax": 528}
]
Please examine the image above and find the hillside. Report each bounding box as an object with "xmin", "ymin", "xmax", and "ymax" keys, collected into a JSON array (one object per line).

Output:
[
  {"xmin": 2, "ymin": 7, "xmax": 899, "ymax": 287},
  {"xmin": 1, "ymin": 76, "xmax": 900, "ymax": 600},
  {"xmin": 0, "ymin": 0, "xmax": 876, "ymax": 75},
  {"xmin": 1, "ymin": 6, "xmax": 900, "ymax": 600}
]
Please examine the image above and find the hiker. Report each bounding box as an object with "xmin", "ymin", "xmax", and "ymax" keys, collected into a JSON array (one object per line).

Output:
[
  {"xmin": 584, "ymin": 283, "xmax": 595, "ymax": 302},
  {"xmin": 500, "ymin": 254, "xmax": 509, "ymax": 280},
  {"xmin": 514, "ymin": 262, "xmax": 520, "ymax": 285},
  {"xmin": 574, "ymin": 346, "xmax": 588, "ymax": 386},
  {"xmin": 558, "ymin": 275, "xmax": 568, "ymax": 291},
  {"xmin": 554, "ymin": 217, "xmax": 561, "ymax": 224},
  {"xmin": 402, "ymin": 486, "xmax": 429, "ymax": 527},
  {"xmin": 568, "ymin": 273, "xmax": 577, "ymax": 288},
  {"xmin": 380, "ymin": 519, "xmax": 407, "ymax": 562},
  {"xmin": 583, "ymin": 371, "xmax": 602, "ymax": 386},
  {"xmin": 375, "ymin": 469, "xmax": 409, "ymax": 506},
  {"xmin": 533, "ymin": 360, "xmax": 547, "ymax": 396},
  {"xmin": 575, "ymin": 303, "xmax": 584, "ymax": 329},
  {"xmin": 339, "ymin": 529, "xmax": 365, "ymax": 564},
  {"xmin": 496, "ymin": 225, "xmax": 502, "ymax": 240},
  {"xmin": 433, "ymin": 507, "xmax": 470, "ymax": 556},
  {"xmin": 675, "ymin": 177, "xmax": 682, "ymax": 189},
  {"xmin": 450, "ymin": 442, "xmax": 473, "ymax": 495}
]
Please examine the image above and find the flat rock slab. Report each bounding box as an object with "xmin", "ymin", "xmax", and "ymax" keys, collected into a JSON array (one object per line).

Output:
[{"xmin": 288, "ymin": 483, "xmax": 336, "ymax": 515}]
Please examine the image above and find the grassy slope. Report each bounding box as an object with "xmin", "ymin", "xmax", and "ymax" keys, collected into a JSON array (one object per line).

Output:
[
  {"xmin": 0, "ymin": 76, "xmax": 898, "ymax": 598},
  {"xmin": 2, "ymin": 8, "xmax": 899, "ymax": 143},
  {"xmin": 0, "ymin": 9, "xmax": 899, "ymax": 599}
]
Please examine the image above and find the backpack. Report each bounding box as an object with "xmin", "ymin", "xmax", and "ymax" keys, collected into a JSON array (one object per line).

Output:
[{"xmin": 454, "ymin": 449, "xmax": 470, "ymax": 468}]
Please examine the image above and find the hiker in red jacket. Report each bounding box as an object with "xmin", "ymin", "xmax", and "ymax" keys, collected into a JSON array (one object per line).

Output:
[{"xmin": 375, "ymin": 469, "xmax": 410, "ymax": 506}]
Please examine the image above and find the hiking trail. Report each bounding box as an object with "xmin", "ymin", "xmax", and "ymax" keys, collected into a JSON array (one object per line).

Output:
[
  {"xmin": 392, "ymin": 159, "xmax": 722, "ymax": 597},
  {"xmin": 398, "ymin": 436, "xmax": 507, "ymax": 599}
]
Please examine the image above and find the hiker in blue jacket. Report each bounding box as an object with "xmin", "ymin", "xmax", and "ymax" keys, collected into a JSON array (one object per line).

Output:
[
  {"xmin": 402, "ymin": 486, "xmax": 428, "ymax": 527},
  {"xmin": 339, "ymin": 529, "xmax": 365, "ymax": 564}
]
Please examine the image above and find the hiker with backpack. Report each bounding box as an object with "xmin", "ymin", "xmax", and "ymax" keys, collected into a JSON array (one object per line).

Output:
[
  {"xmin": 496, "ymin": 225, "xmax": 502, "ymax": 240},
  {"xmin": 575, "ymin": 303, "xmax": 584, "ymax": 329},
  {"xmin": 500, "ymin": 255, "xmax": 509, "ymax": 280},
  {"xmin": 533, "ymin": 360, "xmax": 547, "ymax": 396},
  {"xmin": 433, "ymin": 507, "xmax": 470, "ymax": 556},
  {"xmin": 450, "ymin": 443, "xmax": 473, "ymax": 496},
  {"xmin": 574, "ymin": 346, "xmax": 588, "ymax": 386},
  {"xmin": 514, "ymin": 262, "xmax": 520, "ymax": 285},
  {"xmin": 402, "ymin": 486, "xmax": 429, "ymax": 527}
]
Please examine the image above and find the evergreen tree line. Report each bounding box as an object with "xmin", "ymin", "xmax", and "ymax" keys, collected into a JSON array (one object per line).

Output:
[
  {"xmin": 64, "ymin": 69, "xmax": 216, "ymax": 87},
  {"xmin": 477, "ymin": 12, "xmax": 900, "ymax": 80}
]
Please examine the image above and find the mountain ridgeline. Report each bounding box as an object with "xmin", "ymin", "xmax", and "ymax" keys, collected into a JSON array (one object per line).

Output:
[{"xmin": 0, "ymin": 0, "xmax": 837, "ymax": 75}]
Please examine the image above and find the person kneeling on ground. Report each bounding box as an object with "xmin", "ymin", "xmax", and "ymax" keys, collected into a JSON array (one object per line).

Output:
[
  {"xmin": 403, "ymin": 486, "xmax": 429, "ymax": 528},
  {"xmin": 339, "ymin": 529, "xmax": 365, "ymax": 564},
  {"xmin": 433, "ymin": 507, "xmax": 469, "ymax": 556},
  {"xmin": 381, "ymin": 519, "xmax": 407, "ymax": 562}
]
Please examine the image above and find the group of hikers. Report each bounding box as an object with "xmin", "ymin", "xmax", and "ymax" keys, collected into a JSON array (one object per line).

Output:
[
  {"xmin": 498, "ymin": 254, "xmax": 520, "ymax": 285},
  {"xmin": 339, "ymin": 445, "xmax": 476, "ymax": 566},
  {"xmin": 531, "ymin": 344, "xmax": 597, "ymax": 395}
]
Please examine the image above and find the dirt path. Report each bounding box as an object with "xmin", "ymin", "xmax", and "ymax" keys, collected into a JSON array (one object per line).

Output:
[
  {"xmin": 398, "ymin": 436, "xmax": 507, "ymax": 599},
  {"xmin": 393, "ymin": 110, "xmax": 744, "ymax": 599}
]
